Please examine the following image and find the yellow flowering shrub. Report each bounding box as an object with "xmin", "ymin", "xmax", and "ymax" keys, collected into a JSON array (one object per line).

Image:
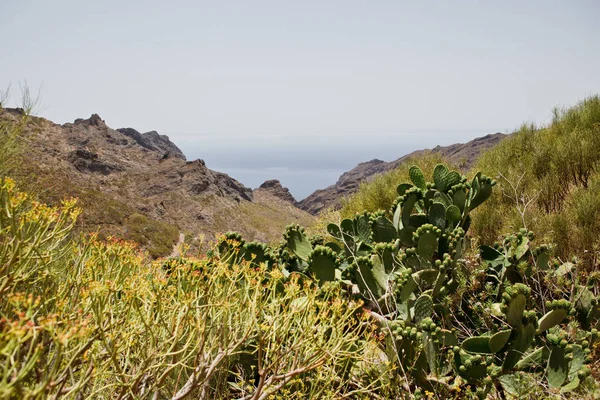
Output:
[{"xmin": 0, "ymin": 179, "xmax": 381, "ymax": 399}]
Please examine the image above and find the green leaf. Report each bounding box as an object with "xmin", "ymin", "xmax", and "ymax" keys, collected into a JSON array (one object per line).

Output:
[
  {"xmin": 560, "ymin": 376, "xmax": 580, "ymax": 393},
  {"xmin": 414, "ymin": 294, "xmax": 433, "ymax": 323},
  {"xmin": 409, "ymin": 166, "xmax": 426, "ymax": 189},
  {"xmin": 307, "ymin": 247, "xmax": 337, "ymax": 283},
  {"xmin": 470, "ymin": 180, "xmax": 492, "ymax": 210},
  {"xmin": 327, "ymin": 223, "xmax": 341, "ymax": 239},
  {"xmin": 506, "ymin": 293, "xmax": 527, "ymax": 328},
  {"xmin": 433, "ymin": 164, "xmax": 449, "ymax": 190},
  {"xmin": 503, "ymin": 323, "xmax": 535, "ymax": 371},
  {"xmin": 287, "ymin": 228, "xmax": 312, "ymax": 261},
  {"xmin": 398, "ymin": 226, "xmax": 416, "ymax": 247},
  {"xmin": 397, "ymin": 183, "xmax": 413, "ymax": 196},
  {"xmin": 537, "ymin": 309, "xmax": 568, "ymax": 334},
  {"xmin": 568, "ymin": 344, "xmax": 584, "ymax": 381},
  {"xmin": 452, "ymin": 189, "xmax": 467, "ymax": 212},
  {"xmin": 371, "ymin": 216, "xmax": 397, "ymax": 243},
  {"xmin": 445, "ymin": 205, "xmax": 461, "ymax": 223},
  {"xmin": 355, "ymin": 214, "xmax": 372, "ymax": 243},
  {"xmin": 547, "ymin": 345, "xmax": 567, "ymax": 388},
  {"xmin": 462, "ymin": 336, "xmax": 493, "ymax": 354},
  {"xmin": 428, "ymin": 202, "xmax": 446, "ymax": 229},
  {"xmin": 417, "ymin": 231, "xmax": 437, "ymax": 260},
  {"xmin": 516, "ymin": 347, "xmax": 547, "ymax": 369},
  {"xmin": 489, "ymin": 329, "xmax": 512, "ymax": 353},
  {"xmin": 408, "ymin": 213, "xmax": 429, "ymax": 228},
  {"xmin": 402, "ymin": 193, "xmax": 418, "ymax": 229}
]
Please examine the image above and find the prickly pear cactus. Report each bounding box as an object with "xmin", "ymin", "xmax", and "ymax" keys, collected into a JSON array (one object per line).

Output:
[{"xmin": 207, "ymin": 164, "xmax": 599, "ymax": 397}]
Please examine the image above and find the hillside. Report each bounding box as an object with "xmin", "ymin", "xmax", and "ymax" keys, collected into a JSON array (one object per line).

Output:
[
  {"xmin": 2, "ymin": 108, "xmax": 313, "ymax": 256},
  {"xmin": 297, "ymin": 132, "xmax": 506, "ymax": 214}
]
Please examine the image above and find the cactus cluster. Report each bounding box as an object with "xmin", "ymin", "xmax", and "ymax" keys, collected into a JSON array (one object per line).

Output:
[{"xmin": 208, "ymin": 164, "xmax": 599, "ymax": 396}]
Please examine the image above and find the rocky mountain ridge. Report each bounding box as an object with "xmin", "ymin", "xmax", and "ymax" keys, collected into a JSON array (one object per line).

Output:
[
  {"xmin": 254, "ymin": 179, "xmax": 297, "ymax": 204},
  {"xmin": 297, "ymin": 133, "xmax": 507, "ymax": 215},
  {"xmin": 4, "ymin": 109, "xmax": 313, "ymax": 256}
]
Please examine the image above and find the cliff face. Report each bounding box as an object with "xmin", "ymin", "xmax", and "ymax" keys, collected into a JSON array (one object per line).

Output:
[
  {"xmin": 254, "ymin": 180, "xmax": 296, "ymax": 204},
  {"xmin": 3, "ymin": 109, "xmax": 313, "ymax": 255},
  {"xmin": 297, "ymin": 133, "xmax": 507, "ymax": 215}
]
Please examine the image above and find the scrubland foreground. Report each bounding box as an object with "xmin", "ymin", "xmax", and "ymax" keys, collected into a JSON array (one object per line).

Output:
[{"xmin": 1, "ymin": 97, "xmax": 599, "ymax": 399}]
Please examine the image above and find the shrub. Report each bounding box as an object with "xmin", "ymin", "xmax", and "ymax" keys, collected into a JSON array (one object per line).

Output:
[
  {"xmin": 472, "ymin": 95, "xmax": 600, "ymax": 266},
  {"xmin": 218, "ymin": 164, "xmax": 600, "ymax": 398},
  {"xmin": 0, "ymin": 178, "xmax": 381, "ymax": 399}
]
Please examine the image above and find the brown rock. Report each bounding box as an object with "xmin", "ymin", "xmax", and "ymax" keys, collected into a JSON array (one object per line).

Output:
[{"xmin": 255, "ymin": 180, "xmax": 296, "ymax": 204}]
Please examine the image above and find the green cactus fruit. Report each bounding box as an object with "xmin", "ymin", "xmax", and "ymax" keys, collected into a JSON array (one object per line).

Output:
[
  {"xmin": 397, "ymin": 182, "xmax": 413, "ymax": 196},
  {"xmin": 537, "ymin": 308, "xmax": 568, "ymax": 334},
  {"xmin": 445, "ymin": 204, "xmax": 461, "ymax": 224},
  {"xmin": 489, "ymin": 329, "xmax": 512, "ymax": 353},
  {"xmin": 306, "ymin": 246, "xmax": 339, "ymax": 283},
  {"xmin": 462, "ymin": 336, "xmax": 493, "ymax": 354},
  {"xmin": 433, "ymin": 164, "xmax": 449, "ymax": 190},
  {"xmin": 409, "ymin": 165, "xmax": 426, "ymax": 189},
  {"xmin": 370, "ymin": 215, "xmax": 397, "ymax": 243},
  {"xmin": 414, "ymin": 294, "xmax": 434, "ymax": 323},
  {"xmin": 285, "ymin": 225, "xmax": 312, "ymax": 261},
  {"xmin": 428, "ymin": 202, "xmax": 446, "ymax": 229},
  {"xmin": 547, "ymin": 345, "xmax": 568, "ymax": 388}
]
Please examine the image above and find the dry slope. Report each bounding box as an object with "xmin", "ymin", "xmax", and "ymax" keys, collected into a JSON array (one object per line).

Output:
[{"xmin": 3, "ymin": 108, "xmax": 313, "ymax": 256}]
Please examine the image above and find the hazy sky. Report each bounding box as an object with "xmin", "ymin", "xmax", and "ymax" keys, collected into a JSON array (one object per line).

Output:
[{"xmin": 2, "ymin": 1, "xmax": 599, "ymax": 199}]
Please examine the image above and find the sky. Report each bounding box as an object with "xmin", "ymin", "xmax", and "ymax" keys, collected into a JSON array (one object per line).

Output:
[{"xmin": 2, "ymin": 1, "xmax": 600, "ymax": 199}]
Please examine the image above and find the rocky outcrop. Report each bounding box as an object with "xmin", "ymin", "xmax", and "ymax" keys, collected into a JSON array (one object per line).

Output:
[
  {"xmin": 117, "ymin": 128, "xmax": 186, "ymax": 160},
  {"xmin": 2, "ymin": 109, "xmax": 296, "ymax": 245},
  {"xmin": 67, "ymin": 149, "xmax": 123, "ymax": 175},
  {"xmin": 254, "ymin": 180, "xmax": 296, "ymax": 204},
  {"xmin": 297, "ymin": 133, "xmax": 506, "ymax": 215}
]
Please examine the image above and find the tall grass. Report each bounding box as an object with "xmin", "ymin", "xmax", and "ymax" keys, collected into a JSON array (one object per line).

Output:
[{"xmin": 472, "ymin": 95, "xmax": 600, "ymax": 264}]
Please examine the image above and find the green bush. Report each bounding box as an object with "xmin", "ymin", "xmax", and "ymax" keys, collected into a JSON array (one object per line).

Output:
[
  {"xmin": 124, "ymin": 212, "xmax": 179, "ymax": 258},
  {"xmin": 472, "ymin": 95, "xmax": 600, "ymax": 266}
]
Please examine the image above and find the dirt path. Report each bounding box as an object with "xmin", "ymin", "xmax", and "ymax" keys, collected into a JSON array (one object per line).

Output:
[{"xmin": 169, "ymin": 233, "xmax": 185, "ymax": 258}]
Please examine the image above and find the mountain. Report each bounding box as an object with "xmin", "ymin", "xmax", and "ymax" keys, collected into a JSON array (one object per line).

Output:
[
  {"xmin": 3, "ymin": 109, "xmax": 313, "ymax": 257},
  {"xmin": 297, "ymin": 133, "xmax": 507, "ymax": 215}
]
